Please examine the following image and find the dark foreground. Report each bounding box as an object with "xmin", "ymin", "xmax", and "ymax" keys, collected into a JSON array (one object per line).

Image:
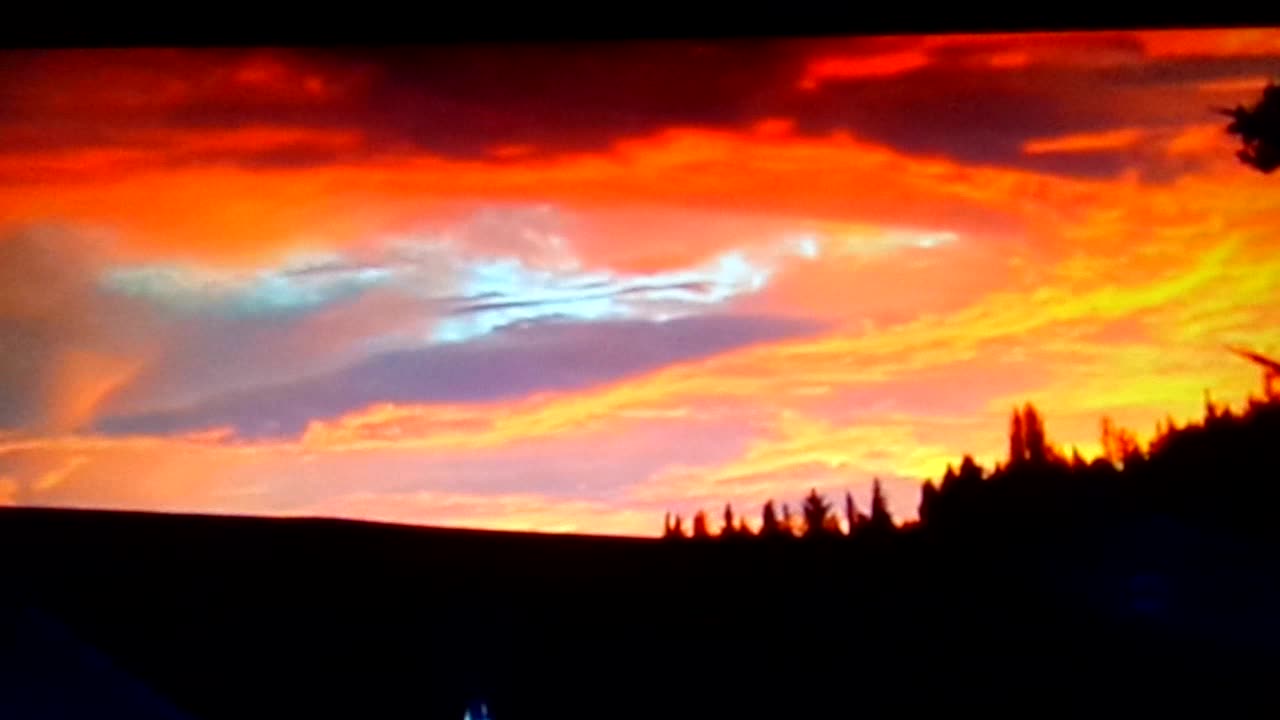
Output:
[{"xmin": 1, "ymin": 506, "xmax": 1277, "ymax": 719}]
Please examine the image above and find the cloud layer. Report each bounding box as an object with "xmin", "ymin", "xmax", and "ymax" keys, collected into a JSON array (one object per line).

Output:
[{"xmin": 1, "ymin": 29, "xmax": 1279, "ymax": 534}]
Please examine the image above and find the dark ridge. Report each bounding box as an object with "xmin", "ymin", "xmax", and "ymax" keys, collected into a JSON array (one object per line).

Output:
[{"xmin": 0, "ymin": 505, "xmax": 649, "ymax": 543}]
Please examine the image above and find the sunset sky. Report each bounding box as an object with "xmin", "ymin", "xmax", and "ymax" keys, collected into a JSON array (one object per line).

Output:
[{"xmin": 2, "ymin": 29, "xmax": 1280, "ymax": 535}]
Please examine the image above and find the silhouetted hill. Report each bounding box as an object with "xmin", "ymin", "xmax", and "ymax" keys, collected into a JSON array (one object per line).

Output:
[
  {"xmin": 2, "ymin": 497, "xmax": 1278, "ymax": 719},
  {"xmin": 0, "ymin": 508, "xmax": 657, "ymax": 719}
]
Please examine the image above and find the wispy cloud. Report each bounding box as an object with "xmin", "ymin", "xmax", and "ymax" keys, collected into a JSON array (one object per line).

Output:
[
  {"xmin": 95, "ymin": 313, "xmax": 825, "ymax": 439},
  {"xmin": 2, "ymin": 31, "xmax": 1279, "ymax": 535}
]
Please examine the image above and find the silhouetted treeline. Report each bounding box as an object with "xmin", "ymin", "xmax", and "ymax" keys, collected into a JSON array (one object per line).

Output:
[
  {"xmin": 663, "ymin": 482, "xmax": 894, "ymax": 541},
  {"xmin": 919, "ymin": 394, "xmax": 1280, "ymax": 543},
  {"xmin": 666, "ymin": 391, "xmax": 1280, "ymax": 546},
  {"xmin": 641, "ymin": 389, "xmax": 1280, "ymax": 716}
]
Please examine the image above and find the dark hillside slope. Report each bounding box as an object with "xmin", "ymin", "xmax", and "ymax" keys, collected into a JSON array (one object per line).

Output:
[{"xmin": 2, "ymin": 505, "xmax": 1277, "ymax": 719}]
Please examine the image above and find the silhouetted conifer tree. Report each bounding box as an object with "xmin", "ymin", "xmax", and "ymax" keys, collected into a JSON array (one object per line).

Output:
[
  {"xmin": 1009, "ymin": 407, "xmax": 1026, "ymax": 466},
  {"xmin": 1101, "ymin": 416, "xmax": 1142, "ymax": 468},
  {"xmin": 940, "ymin": 463, "xmax": 958, "ymax": 491},
  {"xmin": 957, "ymin": 455, "xmax": 983, "ymax": 488},
  {"xmin": 801, "ymin": 489, "xmax": 834, "ymax": 539},
  {"xmin": 868, "ymin": 479, "xmax": 894, "ymax": 534},
  {"xmin": 1023, "ymin": 403, "xmax": 1048, "ymax": 465},
  {"xmin": 721, "ymin": 504, "xmax": 737, "ymax": 540},
  {"xmin": 823, "ymin": 514, "xmax": 842, "ymax": 534},
  {"xmin": 844, "ymin": 491, "xmax": 859, "ymax": 536},
  {"xmin": 919, "ymin": 481, "xmax": 939, "ymax": 525},
  {"xmin": 760, "ymin": 501, "xmax": 781, "ymax": 539},
  {"xmin": 781, "ymin": 504, "xmax": 796, "ymax": 537},
  {"xmin": 1070, "ymin": 446, "xmax": 1087, "ymax": 471},
  {"xmin": 692, "ymin": 510, "xmax": 710, "ymax": 540}
]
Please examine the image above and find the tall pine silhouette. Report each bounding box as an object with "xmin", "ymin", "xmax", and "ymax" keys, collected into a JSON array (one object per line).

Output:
[
  {"xmin": 691, "ymin": 511, "xmax": 710, "ymax": 540},
  {"xmin": 801, "ymin": 489, "xmax": 834, "ymax": 539},
  {"xmin": 867, "ymin": 479, "xmax": 894, "ymax": 535},
  {"xmin": 760, "ymin": 501, "xmax": 781, "ymax": 539}
]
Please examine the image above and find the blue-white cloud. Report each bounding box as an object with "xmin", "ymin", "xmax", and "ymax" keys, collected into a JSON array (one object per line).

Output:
[
  {"xmin": 99, "ymin": 206, "xmax": 818, "ymax": 346},
  {"xmin": 100, "ymin": 258, "xmax": 394, "ymax": 318},
  {"xmin": 90, "ymin": 206, "xmax": 824, "ymax": 428},
  {"xmin": 429, "ymin": 246, "xmax": 790, "ymax": 344}
]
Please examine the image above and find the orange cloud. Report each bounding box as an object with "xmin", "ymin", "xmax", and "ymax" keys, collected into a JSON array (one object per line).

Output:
[
  {"xmin": 0, "ymin": 430, "xmax": 669, "ymax": 535},
  {"xmin": 798, "ymin": 51, "xmax": 931, "ymax": 88},
  {"xmin": 31, "ymin": 455, "xmax": 89, "ymax": 492},
  {"xmin": 0, "ymin": 431, "xmax": 288, "ymax": 517},
  {"xmin": 1021, "ymin": 123, "xmax": 1235, "ymax": 165},
  {"xmin": 795, "ymin": 28, "xmax": 1231, "ymax": 85},
  {"xmin": 1023, "ymin": 128, "xmax": 1150, "ymax": 155},
  {"xmin": 28, "ymin": 41, "xmax": 1231, "ymax": 268},
  {"xmin": 43, "ymin": 350, "xmax": 149, "ymax": 434},
  {"xmin": 1198, "ymin": 76, "xmax": 1277, "ymax": 94},
  {"xmin": 0, "ymin": 80, "xmax": 1247, "ymax": 270},
  {"xmin": 1136, "ymin": 28, "xmax": 1280, "ymax": 58},
  {"xmin": 1165, "ymin": 123, "xmax": 1236, "ymax": 157},
  {"xmin": 630, "ymin": 410, "xmax": 955, "ymax": 518}
]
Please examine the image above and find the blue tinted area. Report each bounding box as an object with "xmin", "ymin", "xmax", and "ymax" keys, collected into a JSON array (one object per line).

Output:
[
  {"xmin": 100, "ymin": 262, "xmax": 390, "ymax": 318},
  {"xmin": 99, "ymin": 237, "xmax": 809, "ymax": 342},
  {"xmin": 428, "ymin": 247, "xmax": 784, "ymax": 343}
]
